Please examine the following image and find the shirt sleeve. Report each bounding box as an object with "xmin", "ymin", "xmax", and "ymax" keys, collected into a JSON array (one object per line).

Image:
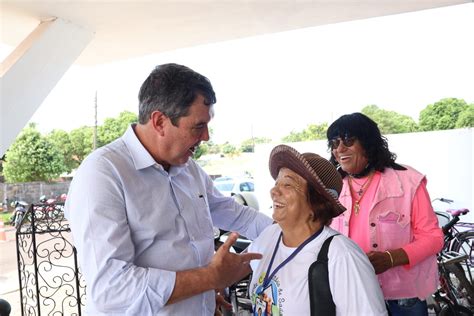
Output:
[
  {"xmin": 402, "ymin": 179, "xmax": 444, "ymax": 268},
  {"xmin": 205, "ymin": 175, "xmax": 273, "ymax": 240},
  {"xmin": 329, "ymin": 237, "xmax": 388, "ymax": 316},
  {"xmin": 65, "ymin": 155, "xmax": 175, "ymax": 315}
]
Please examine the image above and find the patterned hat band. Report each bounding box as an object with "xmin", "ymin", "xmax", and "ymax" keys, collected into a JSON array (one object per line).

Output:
[{"xmin": 269, "ymin": 144, "xmax": 346, "ymax": 217}]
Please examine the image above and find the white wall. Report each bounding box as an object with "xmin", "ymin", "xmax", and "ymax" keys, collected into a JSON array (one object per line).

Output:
[{"xmin": 253, "ymin": 128, "xmax": 473, "ymax": 222}]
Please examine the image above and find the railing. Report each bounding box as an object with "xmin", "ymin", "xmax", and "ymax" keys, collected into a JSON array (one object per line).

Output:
[{"xmin": 16, "ymin": 203, "xmax": 86, "ymax": 315}]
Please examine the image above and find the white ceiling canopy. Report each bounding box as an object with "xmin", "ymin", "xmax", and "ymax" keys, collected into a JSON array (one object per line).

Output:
[{"xmin": 2, "ymin": 0, "xmax": 470, "ymax": 66}]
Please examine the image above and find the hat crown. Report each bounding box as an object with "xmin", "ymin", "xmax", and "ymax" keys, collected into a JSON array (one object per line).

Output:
[
  {"xmin": 301, "ymin": 152, "xmax": 342, "ymax": 194},
  {"xmin": 269, "ymin": 144, "xmax": 346, "ymax": 217}
]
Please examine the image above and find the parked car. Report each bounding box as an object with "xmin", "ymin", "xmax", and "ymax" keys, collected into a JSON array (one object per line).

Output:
[{"xmin": 213, "ymin": 177, "xmax": 255, "ymax": 197}]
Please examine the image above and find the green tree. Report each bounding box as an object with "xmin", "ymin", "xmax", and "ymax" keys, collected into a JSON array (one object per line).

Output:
[
  {"xmin": 46, "ymin": 129, "xmax": 77, "ymax": 173},
  {"xmin": 281, "ymin": 123, "xmax": 328, "ymax": 143},
  {"xmin": 221, "ymin": 142, "xmax": 239, "ymax": 156},
  {"xmin": 304, "ymin": 123, "xmax": 328, "ymax": 140},
  {"xmin": 239, "ymin": 137, "xmax": 272, "ymax": 153},
  {"xmin": 193, "ymin": 143, "xmax": 208, "ymax": 160},
  {"xmin": 206, "ymin": 142, "xmax": 221, "ymax": 154},
  {"xmin": 362, "ymin": 105, "xmax": 418, "ymax": 134},
  {"xmin": 69, "ymin": 126, "xmax": 94, "ymax": 164},
  {"xmin": 197, "ymin": 127, "xmax": 223, "ymax": 155},
  {"xmin": 98, "ymin": 111, "xmax": 138, "ymax": 146},
  {"xmin": 455, "ymin": 104, "xmax": 474, "ymax": 128},
  {"xmin": 418, "ymin": 98, "xmax": 469, "ymax": 131},
  {"xmin": 282, "ymin": 130, "xmax": 305, "ymax": 143},
  {"xmin": 3, "ymin": 123, "xmax": 66, "ymax": 182}
]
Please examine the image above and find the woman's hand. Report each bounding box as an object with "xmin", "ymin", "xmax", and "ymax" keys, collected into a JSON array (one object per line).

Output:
[
  {"xmin": 366, "ymin": 251, "xmax": 393, "ymax": 274},
  {"xmin": 366, "ymin": 248, "xmax": 409, "ymax": 274}
]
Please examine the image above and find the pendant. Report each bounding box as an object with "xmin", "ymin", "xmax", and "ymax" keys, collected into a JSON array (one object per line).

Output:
[
  {"xmin": 357, "ymin": 188, "xmax": 363, "ymax": 196},
  {"xmin": 354, "ymin": 202, "xmax": 360, "ymax": 215}
]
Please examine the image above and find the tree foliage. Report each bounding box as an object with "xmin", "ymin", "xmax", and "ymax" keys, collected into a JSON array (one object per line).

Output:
[
  {"xmin": 3, "ymin": 124, "xmax": 66, "ymax": 183},
  {"xmin": 455, "ymin": 104, "xmax": 474, "ymax": 128},
  {"xmin": 46, "ymin": 129, "xmax": 76, "ymax": 173},
  {"xmin": 193, "ymin": 126, "xmax": 219, "ymax": 159},
  {"xmin": 239, "ymin": 137, "xmax": 272, "ymax": 153},
  {"xmin": 98, "ymin": 111, "xmax": 138, "ymax": 146},
  {"xmin": 221, "ymin": 142, "xmax": 239, "ymax": 156},
  {"xmin": 361, "ymin": 105, "xmax": 418, "ymax": 134},
  {"xmin": 69, "ymin": 126, "xmax": 95, "ymax": 164},
  {"xmin": 282, "ymin": 123, "xmax": 328, "ymax": 143},
  {"xmin": 418, "ymin": 98, "xmax": 470, "ymax": 131},
  {"xmin": 193, "ymin": 143, "xmax": 208, "ymax": 160},
  {"xmin": 4, "ymin": 99, "xmax": 472, "ymax": 183}
]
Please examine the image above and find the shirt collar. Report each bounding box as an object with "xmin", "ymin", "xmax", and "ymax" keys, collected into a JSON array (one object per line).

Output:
[
  {"xmin": 122, "ymin": 124, "xmax": 189, "ymax": 175},
  {"xmin": 122, "ymin": 124, "xmax": 157, "ymax": 170}
]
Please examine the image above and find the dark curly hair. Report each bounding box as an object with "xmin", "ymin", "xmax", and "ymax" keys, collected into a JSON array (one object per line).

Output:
[{"xmin": 326, "ymin": 112, "xmax": 406, "ymax": 177}]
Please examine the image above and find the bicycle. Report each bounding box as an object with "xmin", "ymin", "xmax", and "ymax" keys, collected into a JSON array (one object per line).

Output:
[
  {"xmin": 431, "ymin": 251, "xmax": 473, "ymax": 315},
  {"xmin": 430, "ymin": 198, "xmax": 474, "ymax": 315},
  {"xmin": 433, "ymin": 198, "xmax": 474, "ymax": 271}
]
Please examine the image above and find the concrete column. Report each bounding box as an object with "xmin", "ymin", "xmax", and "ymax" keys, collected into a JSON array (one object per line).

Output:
[{"xmin": 0, "ymin": 17, "xmax": 94, "ymax": 156}]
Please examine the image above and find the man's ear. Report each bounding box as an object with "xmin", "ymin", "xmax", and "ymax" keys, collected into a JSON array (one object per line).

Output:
[{"xmin": 150, "ymin": 111, "xmax": 167, "ymax": 136}]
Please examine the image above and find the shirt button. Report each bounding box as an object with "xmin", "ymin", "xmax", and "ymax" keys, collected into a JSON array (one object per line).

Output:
[
  {"xmin": 373, "ymin": 243, "xmax": 378, "ymax": 248},
  {"xmin": 370, "ymin": 223, "xmax": 376, "ymax": 227}
]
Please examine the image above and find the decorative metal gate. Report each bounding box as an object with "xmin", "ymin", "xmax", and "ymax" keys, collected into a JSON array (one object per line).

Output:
[{"xmin": 16, "ymin": 202, "xmax": 86, "ymax": 315}]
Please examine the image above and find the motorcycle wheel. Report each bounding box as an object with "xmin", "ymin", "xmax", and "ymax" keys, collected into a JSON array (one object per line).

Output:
[{"xmin": 14, "ymin": 213, "xmax": 23, "ymax": 229}]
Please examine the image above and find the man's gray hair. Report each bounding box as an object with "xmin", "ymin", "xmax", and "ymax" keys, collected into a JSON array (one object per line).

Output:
[{"xmin": 138, "ymin": 63, "xmax": 216, "ymax": 126}]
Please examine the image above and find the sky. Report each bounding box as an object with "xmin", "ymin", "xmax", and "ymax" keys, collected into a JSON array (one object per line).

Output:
[{"xmin": 2, "ymin": 3, "xmax": 473, "ymax": 145}]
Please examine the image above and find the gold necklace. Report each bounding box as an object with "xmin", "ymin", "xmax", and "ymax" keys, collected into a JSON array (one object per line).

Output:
[
  {"xmin": 351, "ymin": 177, "xmax": 368, "ymax": 191},
  {"xmin": 348, "ymin": 172, "xmax": 374, "ymax": 215}
]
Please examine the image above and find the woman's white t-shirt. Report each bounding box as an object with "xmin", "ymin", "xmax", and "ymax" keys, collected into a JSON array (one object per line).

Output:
[{"xmin": 248, "ymin": 225, "xmax": 387, "ymax": 316}]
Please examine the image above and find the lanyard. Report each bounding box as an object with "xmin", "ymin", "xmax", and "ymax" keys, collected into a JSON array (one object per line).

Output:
[{"xmin": 259, "ymin": 226, "xmax": 324, "ymax": 293}]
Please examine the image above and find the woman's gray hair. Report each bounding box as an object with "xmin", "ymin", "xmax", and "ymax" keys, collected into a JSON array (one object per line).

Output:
[{"xmin": 138, "ymin": 63, "xmax": 216, "ymax": 126}]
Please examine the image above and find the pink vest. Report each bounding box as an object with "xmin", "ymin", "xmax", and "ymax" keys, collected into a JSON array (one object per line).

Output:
[{"xmin": 331, "ymin": 166, "xmax": 439, "ymax": 299}]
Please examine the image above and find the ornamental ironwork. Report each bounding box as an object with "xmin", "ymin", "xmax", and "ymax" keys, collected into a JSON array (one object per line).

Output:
[{"xmin": 16, "ymin": 202, "xmax": 86, "ymax": 315}]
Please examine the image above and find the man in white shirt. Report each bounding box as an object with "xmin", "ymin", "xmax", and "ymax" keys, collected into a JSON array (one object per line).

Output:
[{"xmin": 65, "ymin": 63, "xmax": 273, "ymax": 315}]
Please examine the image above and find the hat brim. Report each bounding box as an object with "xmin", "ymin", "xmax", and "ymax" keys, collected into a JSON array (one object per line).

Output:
[{"xmin": 269, "ymin": 145, "xmax": 346, "ymax": 217}]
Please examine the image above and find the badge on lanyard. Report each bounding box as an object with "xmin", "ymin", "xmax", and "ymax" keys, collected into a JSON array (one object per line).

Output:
[
  {"xmin": 253, "ymin": 226, "xmax": 324, "ymax": 315},
  {"xmin": 254, "ymin": 294, "xmax": 268, "ymax": 315}
]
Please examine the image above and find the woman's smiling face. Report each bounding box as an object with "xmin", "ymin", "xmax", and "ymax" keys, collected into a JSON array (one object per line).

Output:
[
  {"xmin": 331, "ymin": 137, "xmax": 368, "ymax": 174},
  {"xmin": 270, "ymin": 168, "xmax": 313, "ymax": 225}
]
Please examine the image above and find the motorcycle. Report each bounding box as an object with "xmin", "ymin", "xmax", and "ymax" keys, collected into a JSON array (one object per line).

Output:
[
  {"xmin": 10, "ymin": 200, "xmax": 28, "ymax": 229},
  {"xmin": 215, "ymin": 192, "xmax": 259, "ymax": 316},
  {"xmin": 38, "ymin": 194, "xmax": 66, "ymax": 220}
]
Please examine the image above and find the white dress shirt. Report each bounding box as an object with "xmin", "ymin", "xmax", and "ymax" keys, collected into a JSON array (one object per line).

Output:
[{"xmin": 65, "ymin": 125, "xmax": 273, "ymax": 315}]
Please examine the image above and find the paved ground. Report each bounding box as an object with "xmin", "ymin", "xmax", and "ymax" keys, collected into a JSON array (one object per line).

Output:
[
  {"xmin": 0, "ymin": 226, "xmax": 21, "ymax": 316},
  {"xmin": 0, "ymin": 224, "xmax": 84, "ymax": 316}
]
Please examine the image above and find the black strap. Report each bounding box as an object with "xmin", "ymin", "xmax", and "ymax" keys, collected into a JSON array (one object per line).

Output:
[{"xmin": 308, "ymin": 234, "xmax": 339, "ymax": 316}]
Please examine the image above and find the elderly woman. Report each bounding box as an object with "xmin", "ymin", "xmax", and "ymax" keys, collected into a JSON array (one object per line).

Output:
[
  {"xmin": 247, "ymin": 144, "xmax": 387, "ymax": 315},
  {"xmin": 327, "ymin": 113, "xmax": 443, "ymax": 316}
]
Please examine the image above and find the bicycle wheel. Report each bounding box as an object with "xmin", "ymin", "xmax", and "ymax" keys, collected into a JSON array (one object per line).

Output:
[
  {"xmin": 439, "ymin": 304, "xmax": 473, "ymax": 316},
  {"xmin": 446, "ymin": 262, "xmax": 474, "ymax": 308},
  {"xmin": 451, "ymin": 231, "xmax": 474, "ymax": 269}
]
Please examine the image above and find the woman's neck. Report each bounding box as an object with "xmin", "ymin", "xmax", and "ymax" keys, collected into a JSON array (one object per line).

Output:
[
  {"xmin": 280, "ymin": 221, "xmax": 323, "ymax": 247},
  {"xmin": 347, "ymin": 164, "xmax": 373, "ymax": 179}
]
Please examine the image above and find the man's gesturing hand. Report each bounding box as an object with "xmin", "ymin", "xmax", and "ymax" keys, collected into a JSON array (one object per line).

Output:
[{"xmin": 208, "ymin": 232, "xmax": 262, "ymax": 289}]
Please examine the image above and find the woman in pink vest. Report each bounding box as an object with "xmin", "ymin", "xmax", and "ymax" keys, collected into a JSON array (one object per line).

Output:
[{"xmin": 327, "ymin": 113, "xmax": 443, "ymax": 316}]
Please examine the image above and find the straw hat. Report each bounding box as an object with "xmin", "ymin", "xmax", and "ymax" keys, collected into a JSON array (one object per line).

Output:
[{"xmin": 269, "ymin": 144, "xmax": 346, "ymax": 217}]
